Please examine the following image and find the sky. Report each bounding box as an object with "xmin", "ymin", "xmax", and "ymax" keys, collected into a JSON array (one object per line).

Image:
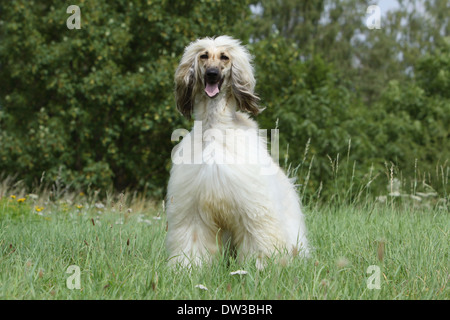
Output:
[
  {"xmin": 376, "ymin": 0, "xmax": 426, "ymax": 16},
  {"xmin": 377, "ymin": 0, "xmax": 400, "ymax": 16}
]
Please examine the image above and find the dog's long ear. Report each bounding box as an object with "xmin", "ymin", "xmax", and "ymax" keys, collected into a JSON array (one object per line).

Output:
[
  {"xmin": 175, "ymin": 63, "xmax": 195, "ymax": 119},
  {"xmin": 175, "ymin": 44, "xmax": 199, "ymax": 119},
  {"xmin": 230, "ymin": 46, "xmax": 262, "ymax": 116},
  {"xmin": 231, "ymin": 70, "xmax": 261, "ymax": 116}
]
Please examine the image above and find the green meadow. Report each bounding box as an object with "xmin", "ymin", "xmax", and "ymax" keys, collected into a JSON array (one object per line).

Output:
[{"xmin": 0, "ymin": 188, "xmax": 447, "ymax": 299}]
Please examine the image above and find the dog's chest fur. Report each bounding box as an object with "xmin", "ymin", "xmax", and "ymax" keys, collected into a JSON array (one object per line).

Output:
[
  {"xmin": 195, "ymin": 143, "xmax": 260, "ymax": 229},
  {"xmin": 186, "ymin": 126, "xmax": 267, "ymax": 229}
]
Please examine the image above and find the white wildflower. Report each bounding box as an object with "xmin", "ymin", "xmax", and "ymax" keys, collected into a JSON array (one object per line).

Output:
[
  {"xmin": 230, "ymin": 270, "xmax": 248, "ymax": 275},
  {"xmin": 95, "ymin": 202, "xmax": 105, "ymax": 209},
  {"xmin": 195, "ymin": 284, "xmax": 208, "ymax": 291},
  {"xmin": 137, "ymin": 214, "xmax": 152, "ymax": 225}
]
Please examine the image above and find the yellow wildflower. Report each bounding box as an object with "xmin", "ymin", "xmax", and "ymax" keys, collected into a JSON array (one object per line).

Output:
[
  {"xmin": 17, "ymin": 198, "xmax": 26, "ymax": 203},
  {"xmin": 10, "ymin": 195, "xmax": 16, "ymax": 199}
]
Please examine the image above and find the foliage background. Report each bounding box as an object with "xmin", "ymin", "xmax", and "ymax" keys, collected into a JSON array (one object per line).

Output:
[{"xmin": 0, "ymin": 0, "xmax": 448, "ymax": 201}]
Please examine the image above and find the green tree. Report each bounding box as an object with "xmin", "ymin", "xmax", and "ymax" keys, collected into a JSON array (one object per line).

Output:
[
  {"xmin": 252, "ymin": 35, "xmax": 373, "ymax": 201},
  {"xmin": 0, "ymin": 0, "xmax": 252, "ymax": 196},
  {"xmin": 366, "ymin": 38, "xmax": 450, "ymax": 195}
]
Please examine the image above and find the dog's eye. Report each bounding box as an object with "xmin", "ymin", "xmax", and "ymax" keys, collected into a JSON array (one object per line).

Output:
[
  {"xmin": 200, "ymin": 54, "xmax": 208, "ymax": 59},
  {"xmin": 220, "ymin": 55, "xmax": 229, "ymax": 61}
]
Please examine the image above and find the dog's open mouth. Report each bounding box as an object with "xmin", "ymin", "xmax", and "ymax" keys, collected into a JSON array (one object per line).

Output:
[{"xmin": 204, "ymin": 77, "xmax": 224, "ymax": 98}]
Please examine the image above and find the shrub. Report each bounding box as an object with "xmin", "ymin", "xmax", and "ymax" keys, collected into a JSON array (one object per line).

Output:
[{"xmin": 0, "ymin": 0, "xmax": 252, "ymax": 197}]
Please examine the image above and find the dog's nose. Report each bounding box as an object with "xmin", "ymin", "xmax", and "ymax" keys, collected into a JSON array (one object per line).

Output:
[{"xmin": 205, "ymin": 68, "xmax": 220, "ymax": 81}]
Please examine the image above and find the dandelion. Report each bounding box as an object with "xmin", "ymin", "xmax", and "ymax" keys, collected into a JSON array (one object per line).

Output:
[
  {"xmin": 10, "ymin": 195, "xmax": 16, "ymax": 199},
  {"xmin": 17, "ymin": 198, "xmax": 26, "ymax": 203},
  {"xmin": 35, "ymin": 206, "xmax": 44, "ymax": 212},
  {"xmin": 279, "ymin": 257, "xmax": 288, "ymax": 267},
  {"xmin": 336, "ymin": 257, "xmax": 350, "ymax": 269}
]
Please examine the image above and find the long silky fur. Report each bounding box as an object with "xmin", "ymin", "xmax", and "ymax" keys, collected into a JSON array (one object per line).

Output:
[{"xmin": 166, "ymin": 35, "xmax": 310, "ymax": 269}]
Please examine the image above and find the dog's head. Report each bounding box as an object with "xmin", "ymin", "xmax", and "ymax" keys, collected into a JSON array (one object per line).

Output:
[{"xmin": 174, "ymin": 35, "xmax": 261, "ymax": 119}]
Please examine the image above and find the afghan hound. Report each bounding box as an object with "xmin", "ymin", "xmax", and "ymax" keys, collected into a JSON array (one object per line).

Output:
[{"xmin": 165, "ymin": 35, "xmax": 309, "ymax": 268}]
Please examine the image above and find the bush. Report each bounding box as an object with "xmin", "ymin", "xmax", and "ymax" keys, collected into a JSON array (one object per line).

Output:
[
  {"xmin": 0, "ymin": 0, "xmax": 252, "ymax": 197},
  {"xmin": 252, "ymin": 35, "xmax": 449, "ymax": 201}
]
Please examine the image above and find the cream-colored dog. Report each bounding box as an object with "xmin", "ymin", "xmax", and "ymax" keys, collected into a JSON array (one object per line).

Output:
[{"xmin": 165, "ymin": 36, "xmax": 309, "ymax": 268}]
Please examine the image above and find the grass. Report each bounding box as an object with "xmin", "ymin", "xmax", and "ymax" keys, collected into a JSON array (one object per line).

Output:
[{"xmin": 0, "ymin": 190, "xmax": 448, "ymax": 299}]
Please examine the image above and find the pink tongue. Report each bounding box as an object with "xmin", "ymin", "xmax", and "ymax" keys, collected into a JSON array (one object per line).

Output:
[{"xmin": 205, "ymin": 83, "xmax": 219, "ymax": 97}]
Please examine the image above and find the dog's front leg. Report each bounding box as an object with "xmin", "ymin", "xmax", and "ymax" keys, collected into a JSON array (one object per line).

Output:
[
  {"xmin": 165, "ymin": 214, "xmax": 219, "ymax": 268},
  {"xmin": 232, "ymin": 209, "xmax": 285, "ymax": 269}
]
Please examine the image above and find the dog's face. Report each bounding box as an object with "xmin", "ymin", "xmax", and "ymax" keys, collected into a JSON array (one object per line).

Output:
[
  {"xmin": 174, "ymin": 36, "xmax": 260, "ymax": 119},
  {"xmin": 198, "ymin": 48, "xmax": 231, "ymax": 99}
]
